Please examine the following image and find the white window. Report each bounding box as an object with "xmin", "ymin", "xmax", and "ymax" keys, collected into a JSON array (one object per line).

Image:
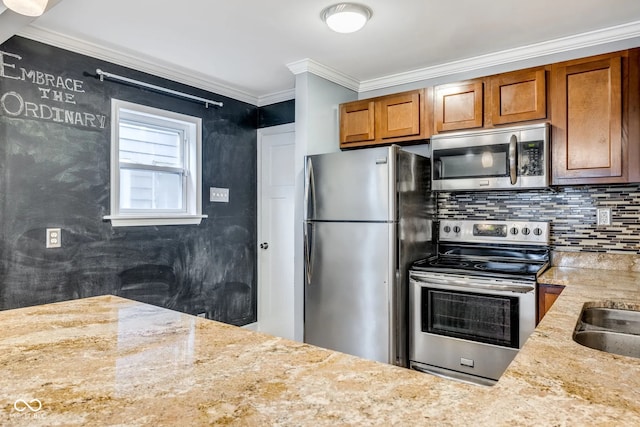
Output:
[{"xmin": 105, "ymin": 99, "xmax": 206, "ymax": 227}]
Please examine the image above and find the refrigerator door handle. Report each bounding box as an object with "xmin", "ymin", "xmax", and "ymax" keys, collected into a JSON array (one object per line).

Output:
[
  {"xmin": 304, "ymin": 222, "xmax": 313, "ymax": 286},
  {"xmin": 304, "ymin": 156, "xmax": 315, "ymax": 220}
]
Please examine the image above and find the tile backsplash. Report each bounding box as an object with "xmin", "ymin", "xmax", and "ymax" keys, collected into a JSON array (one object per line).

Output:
[{"xmin": 437, "ymin": 184, "xmax": 640, "ymax": 254}]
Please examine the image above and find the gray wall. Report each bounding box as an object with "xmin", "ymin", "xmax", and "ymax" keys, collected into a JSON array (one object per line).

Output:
[
  {"xmin": 0, "ymin": 36, "xmax": 260, "ymax": 325},
  {"xmin": 291, "ymin": 72, "xmax": 357, "ymax": 340}
]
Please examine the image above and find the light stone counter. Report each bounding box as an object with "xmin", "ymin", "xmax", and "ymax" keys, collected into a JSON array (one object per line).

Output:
[{"xmin": 1, "ymin": 271, "xmax": 639, "ymax": 426}]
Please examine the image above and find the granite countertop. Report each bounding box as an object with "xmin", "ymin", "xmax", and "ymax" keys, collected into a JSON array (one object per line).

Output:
[{"xmin": 1, "ymin": 268, "xmax": 639, "ymax": 426}]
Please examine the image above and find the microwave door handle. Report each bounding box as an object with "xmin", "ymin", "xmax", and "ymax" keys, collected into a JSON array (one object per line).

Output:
[{"xmin": 509, "ymin": 134, "xmax": 517, "ymax": 185}]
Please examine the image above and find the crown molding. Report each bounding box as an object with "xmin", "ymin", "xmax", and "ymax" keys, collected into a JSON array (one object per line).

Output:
[
  {"xmin": 257, "ymin": 89, "xmax": 295, "ymax": 107},
  {"xmin": 359, "ymin": 20, "xmax": 640, "ymax": 92},
  {"xmin": 15, "ymin": 19, "xmax": 640, "ymax": 105},
  {"xmin": 17, "ymin": 25, "xmax": 261, "ymax": 105},
  {"xmin": 287, "ymin": 58, "xmax": 359, "ymax": 92}
]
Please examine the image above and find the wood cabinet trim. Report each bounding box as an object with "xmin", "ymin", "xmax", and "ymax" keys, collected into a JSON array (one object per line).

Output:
[{"xmin": 628, "ymin": 48, "xmax": 640, "ymax": 182}]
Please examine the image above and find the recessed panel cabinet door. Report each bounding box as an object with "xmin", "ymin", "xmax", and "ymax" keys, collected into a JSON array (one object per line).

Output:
[
  {"xmin": 340, "ymin": 100, "xmax": 375, "ymax": 144},
  {"xmin": 379, "ymin": 91, "xmax": 421, "ymax": 139},
  {"xmin": 434, "ymin": 81, "xmax": 484, "ymax": 132},
  {"xmin": 491, "ymin": 68, "xmax": 546, "ymax": 125},
  {"xmin": 552, "ymin": 54, "xmax": 624, "ymax": 183}
]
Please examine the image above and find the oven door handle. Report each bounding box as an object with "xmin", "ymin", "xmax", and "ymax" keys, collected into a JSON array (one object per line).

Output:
[{"xmin": 410, "ymin": 275, "xmax": 534, "ymax": 294}]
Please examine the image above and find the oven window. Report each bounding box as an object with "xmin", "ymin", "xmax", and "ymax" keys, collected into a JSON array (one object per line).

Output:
[
  {"xmin": 433, "ymin": 144, "xmax": 508, "ymax": 180},
  {"xmin": 421, "ymin": 288, "xmax": 519, "ymax": 348}
]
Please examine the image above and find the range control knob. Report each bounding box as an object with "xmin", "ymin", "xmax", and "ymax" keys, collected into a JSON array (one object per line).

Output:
[
  {"xmin": 443, "ymin": 225, "xmax": 451, "ymax": 233},
  {"xmin": 533, "ymin": 227, "xmax": 543, "ymax": 236},
  {"xmin": 522, "ymin": 227, "xmax": 531, "ymax": 236},
  {"xmin": 510, "ymin": 227, "xmax": 519, "ymax": 235},
  {"xmin": 453, "ymin": 226, "xmax": 461, "ymax": 234}
]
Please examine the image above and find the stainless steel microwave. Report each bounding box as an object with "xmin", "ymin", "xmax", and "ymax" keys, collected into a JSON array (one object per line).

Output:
[{"xmin": 431, "ymin": 123, "xmax": 549, "ymax": 191}]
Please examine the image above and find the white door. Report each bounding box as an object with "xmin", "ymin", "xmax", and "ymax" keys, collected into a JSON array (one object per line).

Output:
[{"xmin": 257, "ymin": 123, "xmax": 295, "ymax": 340}]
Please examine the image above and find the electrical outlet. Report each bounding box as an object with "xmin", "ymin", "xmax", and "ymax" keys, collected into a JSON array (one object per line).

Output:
[
  {"xmin": 46, "ymin": 228, "xmax": 61, "ymax": 248},
  {"xmin": 596, "ymin": 208, "xmax": 611, "ymax": 227}
]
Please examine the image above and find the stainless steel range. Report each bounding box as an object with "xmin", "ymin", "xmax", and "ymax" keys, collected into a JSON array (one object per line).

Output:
[{"xmin": 409, "ymin": 219, "xmax": 550, "ymax": 386}]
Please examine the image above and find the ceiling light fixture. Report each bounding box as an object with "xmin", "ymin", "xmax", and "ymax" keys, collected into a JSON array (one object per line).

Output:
[
  {"xmin": 321, "ymin": 3, "xmax": 372, "ymax": 34},
  {"xmin": 2, "ymin": 0, "xmax": 48, "ymax": 17}
]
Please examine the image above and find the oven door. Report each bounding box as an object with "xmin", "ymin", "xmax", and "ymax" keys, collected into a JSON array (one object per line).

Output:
[{"xmin": 409, "ymin": 272, "xmax": 536, "ymax": 384}]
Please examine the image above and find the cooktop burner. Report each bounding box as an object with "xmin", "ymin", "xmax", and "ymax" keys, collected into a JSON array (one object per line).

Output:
[
  {"xmin": 412, "ymin": 220, "xmax": 551, "ymax": 281},
  {"xmin": 412, "ymin": 255, "xmax": 548, "ymax": 281},
  {"xmin": 427, "ymin": 258, "xmax": 471, "ymax": 268},
  {"xmin": 473, "ymin": 260, "xmax": 544, "ymax": 276}
]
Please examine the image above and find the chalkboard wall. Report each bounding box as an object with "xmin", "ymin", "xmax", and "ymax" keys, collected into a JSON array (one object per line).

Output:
[
  {"xmin": 0, "ymin": 36, "xmax": 275, "ymax": 326},
  {"xmin": 258, "ymin": 100, "xmax": 295, "ymax": 128}
]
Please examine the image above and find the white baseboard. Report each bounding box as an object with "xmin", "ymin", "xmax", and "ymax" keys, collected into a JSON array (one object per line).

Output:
[{"xmin": 241, "ymin": 322, "xmax": 258, "ymax": 331}]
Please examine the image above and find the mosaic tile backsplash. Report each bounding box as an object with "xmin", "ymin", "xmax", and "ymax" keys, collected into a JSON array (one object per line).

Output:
[{"xmin": 437, "ymin": 184, "xmax": 640, "ymax": 254}]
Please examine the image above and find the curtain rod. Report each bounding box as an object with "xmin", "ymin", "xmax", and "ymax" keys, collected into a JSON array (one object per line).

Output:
[{"xmin": 95, "ymin": 69, "xmax": 223, "ymax": 108}]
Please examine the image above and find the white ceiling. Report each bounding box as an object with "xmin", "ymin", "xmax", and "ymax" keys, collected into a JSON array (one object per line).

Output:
[{"xmin": 6, "ymin": 0, "xmax": 640, "ymax": 105}]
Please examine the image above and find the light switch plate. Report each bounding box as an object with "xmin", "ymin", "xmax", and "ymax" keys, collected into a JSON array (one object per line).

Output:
[
  {"xmin": 210, "ymin": 187, "xmax": 229, "ymax": 203},
  {"xmin": 46, "ymin": 228, "xmax": 61, "ymax": 248}
]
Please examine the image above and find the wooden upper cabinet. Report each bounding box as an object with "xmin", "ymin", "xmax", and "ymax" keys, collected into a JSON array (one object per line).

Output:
[
  {"xmin": 379, "ymin": 91, "xmax": 420, "ymax": 139},
  {"xmin": 491, "ymin": 68, "xmax": 546, "ymax": 125},
  {"xmin": 340, "ymin": 100, "xmax": 376, "ymax": 144},
  {"xmin": 339, "ymin": 89, "xmax": 430, "ymax": 149},
  {"xmin": 434, "ymin": 81, "xmax": 484, "ymax": 132},
  {"xmin": 551, "ymin": 50, "xmax": 640, "ymax": 185},
  {"xmin": 434, "ymin": 68, "xmax": 548, "ymax": 134}
]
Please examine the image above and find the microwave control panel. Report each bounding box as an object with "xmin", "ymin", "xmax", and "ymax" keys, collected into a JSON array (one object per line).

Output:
[{"xmin": 519, "ymin": 140, "xmax": 544, "ymax": 177}]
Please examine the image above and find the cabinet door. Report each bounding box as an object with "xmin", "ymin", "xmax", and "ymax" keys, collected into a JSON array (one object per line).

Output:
[
  {"xmin": 379, "ymin": 91, "xmax": 421, "ymax": 139},
  {"xmin": 537, "ymin": 284, "xmax": 564, "ymax": 324},
  {"xmin": 340, "ymin": 100, "xmax": 375, "ymax": 144},
  {"xmin": 491, "ymin": 68, "xmax": 546, "ymax": 125},
  {"xmin": 552, "ymin": 55, "xmax": 623, "ymax": 183},
  {"xmin": 434, "ymin": 81, "xmax": 483, "ymax": 132}
]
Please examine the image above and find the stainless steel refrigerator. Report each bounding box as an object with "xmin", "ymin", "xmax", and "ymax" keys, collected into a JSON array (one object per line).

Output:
[{"xmin": 304, "ymin": 145, "xmax": 435, "ymax": 366}]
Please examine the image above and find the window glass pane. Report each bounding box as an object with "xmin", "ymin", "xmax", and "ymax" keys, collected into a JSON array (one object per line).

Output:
[
  {"xmin": 120, "ymin": 169, "xmax": 183, "ymax": 210},
  {"xmin": 109, "ymin": 99, "xmax": 202, "ymax": 225},
  {"xmin": 119, "ymin": 121, "xmax": 183, "ymax": 168}
]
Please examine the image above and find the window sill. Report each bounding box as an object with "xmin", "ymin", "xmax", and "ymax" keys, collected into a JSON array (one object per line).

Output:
[{"xmin": 103, "ymin": 214, "xmax": 208, "ymax": 227}]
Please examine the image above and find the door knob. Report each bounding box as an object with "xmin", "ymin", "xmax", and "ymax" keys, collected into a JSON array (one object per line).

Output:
[{"xmin": 260, "ymin": 242, "xmax": 269, "ymax": 249}]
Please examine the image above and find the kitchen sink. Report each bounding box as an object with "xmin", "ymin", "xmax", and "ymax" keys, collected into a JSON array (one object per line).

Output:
[{"xmin": 573, "ymin": 305, "xmax": 640, "ymax": 359}]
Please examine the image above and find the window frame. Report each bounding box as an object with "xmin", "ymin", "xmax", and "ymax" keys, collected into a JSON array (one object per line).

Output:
[{"xmin": 104, "ymin": 99, "xmax": 206, "ymax": 227}]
